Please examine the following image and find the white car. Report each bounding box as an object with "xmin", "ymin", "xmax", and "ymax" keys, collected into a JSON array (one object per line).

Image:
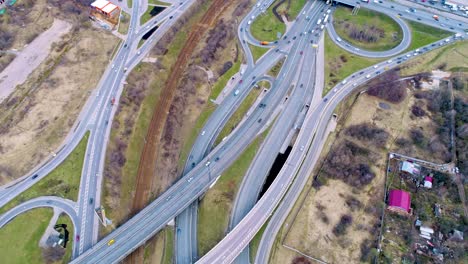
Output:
[
  {"xmin": 337, "ymin": 37, "xmax": 342, "ymax": 42},
  {"xmin": 247, "ymin": 20, "xmax": 251, "ymax": 25},
  {"xmin": 300, "ymin": 145, "xmax": 305, "ymax": 151},
  {"xmin": 353, "ymin": 83, "xmax": 358, "ymax": 87},
  {"xmin": 366, "ymin": 74, "xmax": 371, "ymax": 79},
  {"xmin": 201, "ymin": 130, "xmax": 206, "ymax": 136},
  {"xmin": 205, "ymin": 161, "xmax": 211, "ymax": 167},
  {"xmin": 333, "ymin": 88, "xmax": 338, "ymax": 92},
  {"xmin": 373, "ymin": 65, "xmax": 378, "ymax": 69},
  {"xmin": 387, "ymin": 59, "xmax": 393, "ymax": 64},
  {"xmin": 341, "ymin": 80, "xmax": 347, "ymax": 85}
]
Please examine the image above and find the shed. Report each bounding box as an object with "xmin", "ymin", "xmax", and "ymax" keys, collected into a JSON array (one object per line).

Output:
[
  {"xmin": 388, "ymin": 189, "xmax": 412, "ymax": 215},
  {"xmin": 401, "ymin": 161, "xmax": 421, "ymax": 176},
  {"xmin": 424, "ymin": 176, "xmax": 433, "ymax": 189}
]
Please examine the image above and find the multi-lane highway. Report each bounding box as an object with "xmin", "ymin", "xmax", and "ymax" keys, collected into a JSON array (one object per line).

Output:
[{"xmin": 1, "ymin": 0, "xmax": 467, "ymax": 263}]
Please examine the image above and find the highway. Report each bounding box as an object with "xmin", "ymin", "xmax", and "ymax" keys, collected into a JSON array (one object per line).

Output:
[
  {"xmin": 0, "ymin": 0, "xmax": 467, "ymax": 263},
  {"xmin": 227, "ymin": 3, "xmax": 326, "ymax": 264},
  {"xmin": 198, "ymin": 33, "xmax": 466, "ymax": 263}
]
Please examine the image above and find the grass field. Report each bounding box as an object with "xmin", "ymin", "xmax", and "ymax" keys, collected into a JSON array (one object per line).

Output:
[
  {"xmin": 197, "ymin": 131, "xmax": 269, "ymax": 256},
  {"xmin": 162, "ymin": 227, "xmax": 174, "ymax": 264},
  {"xmin": 400, "ymin": 40, "xmax": 468, "ymax": 75},
  {"xmin": 277, "ymin": 0, "xmax": 307, "ymax": 20},
  {"xmin": 118, "ymin": 11, "xmax": 130, "ymax": 35},
  {"xmin": 250, "ymin": 1, "xmax": 285, "ymax": 42},
  {"xmin": 406, "ymin": 20, "xmax": 452, "ymax": 51},
  {"xmin": 210, "ymin": 60, "xmax": 242, "ymax": 100},
  {"xmin": 0, "ymin": 132, "xmax": 89, "ymax": 215},
  {"xmin": 214, "ymin": 85, "xmax": 265, "ymax": 146},
  {"xmin": 324, "ymin": 33, "xmax": 382, "ymax": 95},
  {"xmin": 333, "ymin": 7, "xmax": 403, "ymax": 51},
  {"xmin": 57, "ymin": 213, "xmax": 74, "ymax": 263},
  {"xmin": 127, "ymin": 0, "xmax": 133, "ymax": 8},
  {"xmin": 148, "ymin": 0, "xmax": 171, "ymax": 6},
  {"xmin": 268, "ymin": 57, "xmax": 285, "ymax": 77},
  {"xmin": 140, "ymin": 6, "xmax": 167, "ymax": 25},
  {"xmin": 249, "ymin": 44, "xmax": 269, "ymax": 62},
  {"xmin": 0, "ymin": 208, "xmax": 53, "ymax": 264},
  {"xmin": 249, "ymin": 220, "xmax": 268, "ymax": 263}
]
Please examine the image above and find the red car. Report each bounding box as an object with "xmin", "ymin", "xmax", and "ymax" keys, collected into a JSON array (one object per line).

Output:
[{"xmin": 239, "ymin": 80, "xmax": 243, "ymax": 84}]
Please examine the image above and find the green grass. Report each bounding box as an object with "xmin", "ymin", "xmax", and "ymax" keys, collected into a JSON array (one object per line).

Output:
[
  {"xmin": 162, "ymin": 227, "xmax": 174, "ymax": 264},
  {"xmin": 324, "ymin": 33, "xmax": 383, "ymax": 95},
  {"xmin": 406, "ymin": 20, "xmax": 452, "ymax": 51},
  {"xmin": 140, "ymin": 6, "xmax": 167, "ymax": 25},
  {"xmin": 210, "ymin": 60, "xmax": 242, "ymax": 100},
  {"xmin": 214, "ymin": 85, "xmax": 264, "ymax": 146},
  {"xmin": 268, "ymin": 57, "xmax": 285, "ymax": 77},
  {"xmin": 177, "ymin": 102, "xmax": 217, "ymax": 170},
  {"xmin": 333, "ymin": 6, "xmax": 403, "ymax": 51},
  {"xmin": 148, "ymin": 0, "xmax": 171, "ymax": 6},
  {"xmin": 127, "ymin": 0, "xmax": 133, "ymax": 8},
  {"xmin": 250, "ymin": 1, "xmax": 286, "ymax": 42},
  {"xmin": 197, "ymin": 131, "xmax": 269, "ymax": 256},
  {"xmin": 0, "ymin": 132, "xmax": 89, "ymax": 214},
  {"xmin": 249, "ymin": 44, "xmax": 269, "ymax": 62},
  {"xmin": 118, "ymin": 11, "xmax": 130, "ymax": 35},
  {"xmin": 250, "ymin": 220, "xmax": 268, "ymax": 263},
  {"xmin": 57, "ymin": 213, "xmax": 74, "ymax": 264},
  {"xmin": 278, "ymin": 0, "xmax": 307, "ymax": 20},
  {"xmin": 0, "ymin": 208, "xmax": 53, "ymax": 264}
]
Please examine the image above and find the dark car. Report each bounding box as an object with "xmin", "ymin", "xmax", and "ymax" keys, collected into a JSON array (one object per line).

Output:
[
  {"xmin": 169, "ymin": 16, "xmax": 173, "ymax": 19},
  {"xmin": 215, "ymin": 157, "xmax": 220, "ymax": 161},
  {"xmin": 292, "ymin": 36, "xmax": 297, "ymax": 40},
  {"xmin": 258, "ymin": 118, "xmax": 262, "ymax": 123},
  {"xmin": 32, "ymin": 174, "xmax": 38, "ymax": 180},
  {"xmin": 417, "ymin": 17, "xmax": 421, "ymax": 21},
  {"xmin": 323, "ymin": 98, "xmax": 328, "ymax": 102},
  {"xmin": 300, "ymin": 51, "xmax": 303, "ymax": 55},
  {"xmin": 191, "ymin": 162, "xmax": 195, "ymax": 168},
  {"xmin": 76, "ymin": 235, "xmax": 80, "ymax": 241},
  {"xmin": 89, "ymin": 198, "xmax": 94, "ymax": 204}
]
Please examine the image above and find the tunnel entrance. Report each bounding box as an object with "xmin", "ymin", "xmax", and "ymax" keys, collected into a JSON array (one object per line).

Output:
[{"xmin": 258, "ymin": 146, "xmax": 292, "ymax": 201}]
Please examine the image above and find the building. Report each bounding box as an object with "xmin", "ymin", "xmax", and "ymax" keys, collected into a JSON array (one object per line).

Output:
[
  {"xmin": 90, "ymin": 0, "xmax": 120, "ymax": 28},
  {"xmin": 424, "ymin": 176, "xmax": 433, "ymax": 188},
  {"xmin": 387, "ymin": 189, "xmax": 412, "ymax": 215},
  {"xmin": 401, "ymin": 161, "xmax": 421, "ymax": 176}
]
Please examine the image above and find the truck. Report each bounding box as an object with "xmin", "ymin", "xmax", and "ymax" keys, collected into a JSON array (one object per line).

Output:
[
  {"xmin": 260, "ymin": 41, "xmax": 269, "ymax": 45},
  {"xmin": 324, "ymin": 14, "xmax": 329, "ymax": 23},
  {"xmin": 433, "ymin": 15, "xmax": 439, "ymax": 21}
]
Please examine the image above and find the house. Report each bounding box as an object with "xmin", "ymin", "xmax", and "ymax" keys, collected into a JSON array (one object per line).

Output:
[
  {"xmin": 90, "ymin": 0, "xmax": 120, "ymax": 28},
  {"xmin": 387, "ymin": 189, "xmax": 412, "ymax": 215},
  {"xmin": 401, "ymin": 161, "xmax": 421, "ymax": 176},
  {"xmin": 424, "ymin": 176, "xmax": 433, "ymax": 189}
]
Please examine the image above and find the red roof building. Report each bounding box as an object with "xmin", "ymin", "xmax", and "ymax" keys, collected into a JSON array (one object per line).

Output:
[{"xmin": 387, "ymin": 189, "xmax": 412, "ymax": 215}]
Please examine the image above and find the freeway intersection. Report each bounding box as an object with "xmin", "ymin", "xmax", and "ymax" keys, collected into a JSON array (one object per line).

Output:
[{"xmin": 0, "ymin": 0, "xmax": 467, "ymax": 263}]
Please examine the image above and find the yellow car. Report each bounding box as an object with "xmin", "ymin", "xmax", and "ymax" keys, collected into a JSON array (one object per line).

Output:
[{"xmin": 107, "ymin": 239, "xmax": 115, "ymax": 246}]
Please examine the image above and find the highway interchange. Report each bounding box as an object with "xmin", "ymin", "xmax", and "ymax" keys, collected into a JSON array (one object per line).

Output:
[{"xmin": 0, "ymin": 0, "xmax": 467, "ymax": 263}]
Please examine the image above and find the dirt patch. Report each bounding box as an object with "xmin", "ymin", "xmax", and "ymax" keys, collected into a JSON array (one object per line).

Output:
[
  {"xmin": 0, "ymin": 19, "xmax": 72, "ymax": 102},
  {"xmin": 0, "ymin": 25, "xmax": 117, "ymax": 183}
]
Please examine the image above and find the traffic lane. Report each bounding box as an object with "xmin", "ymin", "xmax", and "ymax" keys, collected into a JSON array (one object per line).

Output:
[
  {"xmin": 0, "ymin": 196, "xmax": 80, "ymax": 257},
  {"xmin": 228, "ymin": 39, "xmax": 318, "ymax": 230},
  {"xmin": 71, "ymin": 32, "xmax": 312, "ymax": 262}
]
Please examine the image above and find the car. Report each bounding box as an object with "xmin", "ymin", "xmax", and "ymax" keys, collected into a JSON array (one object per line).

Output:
[
  {"xmin": 76, "ymin": 235, "xmax": 80, "ymax": 241},
  {"xmin": 191, "ymin": 162, "xmax": 195, "ymax": 168},
  {"xmin": 398, "ymin": 13, "xmax": 403, "ymax": 16},
  {"xmin": 258, "ymin": 118, "xmax": 262, "ymax": 123},
  {"xmin": 293, "ymin": 36, "xmax": 297, "ymax": 40},
  {"xmin": 239, "ymin": 80, "xmax": 243, "ymax": 84},
  {"xmin": 337, "ymin": 37, "xmax": 342, "ymax": 42},
  {"xmin": 169, "ymin": 16, "xmax": 173, "ymax": 19},
  {"xmin": 187, "ymin": 177, "xmax": 193, "ymax": 182},
  {"xmin": 406, "ymin": 54, "xmax": 411, "ymax": 58},
  {"xmin": 359, "ymin": 71, "xmax": 364, "ymax": 75},
  {"xmin": 275, "ymin": 48, "xmax": 280, "ymax": 52},
  {"xmin": 353, "ymin": 83, "xmax": 358, "ymax": 87},
  {"xmin": 387, "ymin": 59, "xmax": 393, "ymax": 64},
  {"xmin": 300, "ymin": 145, "xmax": 305, "ymax": 151},
  {"xmin": 252, "ymin": 76, "xmax": 256, "ymax": 79},
  {"xmin": 300, "ymin": 84, "xmax": 303, "ymax": 88},
  {"xmin": 201, "ymin": 130, "xmax": 206, "ymax": 136},
  {"xmin": 417, "ymin": 17, "xmax": 421, "ymax": 21},
  {"xmin": 111, "ymin": 64, "xmax": 115, "ymax": 69},
  {"xmin": 137, "ymin": 51, "xmax": 141, "ymax": 55},
  {"xmin": 376, "ymin": 71, "xmax": 381, "ymax": 74},
  {"xmin": 341, "ymin": 80, "xmax": 347, "ymax": 85},
  {"xmin": 215, "ymin": 157, "xmax": 220, "ymax": 161},
  {"xmin": 89, "ymin": 198, "xmax": 94, "ymax": 204},
  {"xmin": 240, "ymin": 28, "xmax": 243, "ymax": 32},
  {"xmin": 300, "ymin": 51, "xmax": 303, "ymax": 55},
  {"xmin": 333, "ymin": 88, "xmax": 338, "ymax": 92},
  {"xmin": 107, "ymin": 239, "xmax": 115, "ymax": 246},
  {"xmin": 124, "ymin": 44, "xmax": 128, "ymax": 48},
  {"xmin": 205, "ymin": 161, "xmax": 211, "ymax": 167},
  {"xmin": 247, "ymin": 20, "xmax": 251, "ymax": 25},
  {"xmin": 32, "ymin": 174, "xmax": 38, "ymax": 179},
  {"xmin": 323, "ymin": 98, "xmax": 328, "ymax": 102},
  {"xmin": 366, "ymin": 74, "xmax": 371, "ymax": 79},
  {"xmin": 373, "ymin": 65, "xmax": 378, "ymax": 69},
  {"xmin": 391, "ymin": 5, "xmax": 394, "ymax": 8}
]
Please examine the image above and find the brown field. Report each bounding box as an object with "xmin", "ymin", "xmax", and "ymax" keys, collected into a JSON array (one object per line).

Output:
[{"xmin": 0, "ymin": 25, "xmax": 117, "ymax": 183}]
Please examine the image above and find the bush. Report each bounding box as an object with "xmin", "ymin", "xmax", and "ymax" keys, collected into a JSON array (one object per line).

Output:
[
  {"xmin": 409, "ymin": 128, "xmax": 426, "ymax": 148},
  {"xmin": 452, "ymin": 76, "xmax": 466, "ymax": 91},
  {"xmin": 366, "ymin": 70, "xmax": 406, "ymax": 103},
  {"xmin": 411, "ymin": 105, "xmax": 426, "ymax": 117},
  {"xmin": 345, "ymin": 123, "xmax": 389, "ymax": 147},
  {"xmin": 333, "ymin": 214, "xmax": 353, "ymax": 236}
]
